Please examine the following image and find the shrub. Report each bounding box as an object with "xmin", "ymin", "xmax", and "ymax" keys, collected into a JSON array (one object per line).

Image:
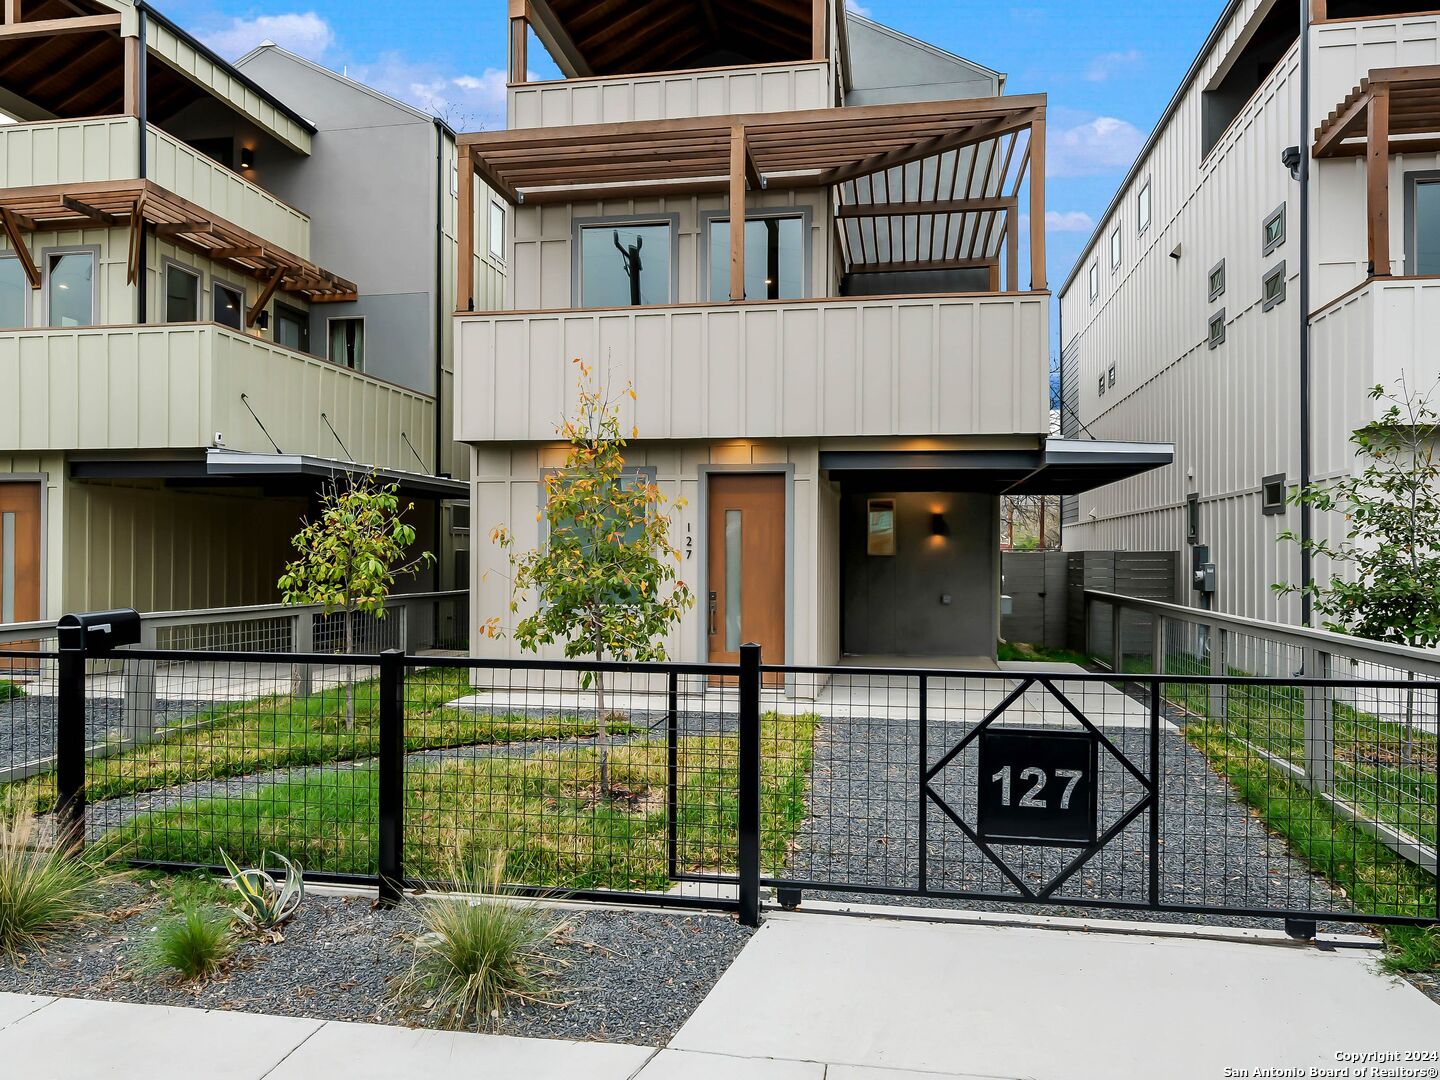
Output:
[
  {"xmin": 148, "ymin": 904, "xmax": 233, "ymax": 981},
  {"xmin": 396, "ymin": 850, "xmax": 562, "ymax": 1031},
  {"xmin": 0, "ymin": 681, "xmax": 24, "ymax": 702},
  {"xmin": 0, "ymin": 792, "xmax": 94, "ymax": 957}
]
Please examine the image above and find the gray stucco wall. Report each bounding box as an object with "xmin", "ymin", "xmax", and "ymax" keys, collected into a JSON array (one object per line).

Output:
[
  {"xmin": 234, "ymin": 47, "xmax": 442, "ymax": 398},
  {"xmin": 841, "ymin": 491, "xmax": 999, "ymax": 657},
  {"xmin": 845, "ymin": 16, "xmax": 1002, "ymax": 106}
]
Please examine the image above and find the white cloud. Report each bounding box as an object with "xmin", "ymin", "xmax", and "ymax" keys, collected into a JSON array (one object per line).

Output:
[
  {"xmin": 349, "ymin": 56, "xmax": 510, "ymax": 129},
  {"xmin": 1048, "ymin": 116, "xmax": 1144, "ymax": 177},
  {"xmin": 203, "ymin": 12, "xmax": 334, "ymax": 61},
  {"xmin": 1085, "ymin": 49, "xmax": 1144, "ymax": 82},
  {"xmin": 1046, "ymin": 210, "xmax": 1095, "ymax": 233}
]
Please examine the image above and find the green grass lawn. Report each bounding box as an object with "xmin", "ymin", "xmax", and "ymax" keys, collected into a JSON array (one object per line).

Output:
[
  {"xmin": 99, "ymin": 713, "xmax": 819, "ymax": 895},
  {"xmin": 997, "ymin": 642, "xmax": 1090, "ymax": 667},
  {"xmin": 15, "ymin": 667, "xmax": 638, "ymax": 811}
]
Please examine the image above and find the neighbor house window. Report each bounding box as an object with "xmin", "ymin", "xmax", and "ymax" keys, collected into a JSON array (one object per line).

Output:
[
  {"xmin": 213, "ymin": 281, "xmax": 244, "ymax": 330},
  {"xmin": 328, "ymin": 317, "xmax": 364, "ymax": 370},
  {"xmin": 489, "ymin": 201, "xmax": 506, "ymax": 262},
  {"xmin": 46, "ymin": 251, "xmax": 93, "ymax": 327},
  {"xmin": 1089, "ymin": 260, "xmax": 1099, "ymax": 300},
  {"xmin": 1098, "ymin": 375, "xmax": 1106, "ymax": 397},
  {"xmin": 1261, "ymin": 473, "xmax": 1286, "ymax": 516},
  {"xmin": 1407, "ymin": 174, "xmax": 1440, "ymax": 275},
  {"xmin": 1208, "ymin": 259, "xmax": 1226, "ymax": 302},
  {"xmin": 1262, "ymin": 204, "xmax": 1286, "ymax": 255},
  {"xmin": 866, "ymin": 499, "xmax": 896, "ymax": 556},
  {"xmin": 1187, "ymin": 493, "xmax": 1200, "ymax": 544},
  {"xmin": 1208, "ymin": 309, "xmax": 1226, "ymax": 349},
  {"xmin": 707, "ymin": 214, "xmax": 806, "ymax": 301},
  {"xmin": 1108, "ymin": 364, "xmax": 1117, "ymax": 388},
  {"xmin": 577, "ymin": 220, "xmax": 672, "ymax": 307},
  {"xmin": 1262, "ymin": 262, "xmax": 1286, "ymax": 311},
  {"xmin": 274, "ymin": 302, "xmax": 309, "ymax": 352},
  {"xmin": 1137, "ymin": 181, "xmax": 1152, "ymax": 234},
  {"xmin": 164, "ymin": 263, "xmax": 199, "ymax": 322},
  {"xmin": 0, "ymin": 257, "xmax": 25, "ymax": 328},
  {"xmin": 1110, "ymin": 227, "xmax": 1122, "ymax": 270}
]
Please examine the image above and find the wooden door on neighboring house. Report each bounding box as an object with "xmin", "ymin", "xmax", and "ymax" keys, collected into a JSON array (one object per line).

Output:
[
  {"xmin": 707, "ymin": 473, "xmax": 785, "ymax": 687},
  {"xmin": 0, "ymin": 482, "xmax": 42, "ymax": 673}
]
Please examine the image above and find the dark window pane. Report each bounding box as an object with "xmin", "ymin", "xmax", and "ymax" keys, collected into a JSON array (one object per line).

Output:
[
  {"xmin": 328, "ymin": 318, "xmax": 364, "ymax": 369},
  {"xmin": 275, "ymin": 304, "xmax": 309, "ymax": 352},
  {"xmin": 1416, "ymin": 181, "xmax": 1440, "ymax": 276},
  {"xmin": 0, "ymin": 259, "xmax": 24, "ymax": 328},
  {"xmin": 165, "ymin": 266, "xmax": 199, "ymax": 322},
  {"xmin": 708, "ymin": 216, "xmax": 806, "ymax": 301},
  {"xmin": 579, "ymin": 223, "xmax": 671, "ymax": 307},
  {"xmin": 213, "ymin": 283, "xmax": 243, "ymax": 329},
  {"xmin": 47, "ymin": 253, "xmax": 92, "ymax": 327}
]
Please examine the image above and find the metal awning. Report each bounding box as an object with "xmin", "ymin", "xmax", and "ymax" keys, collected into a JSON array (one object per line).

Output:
[
  {"xmin": 819, "ymin": 439, "xmax": 1173, "ymax": 495},
  {"xmin": 69, "ymin": 452, "xmax": 466, "ymax": 500}
]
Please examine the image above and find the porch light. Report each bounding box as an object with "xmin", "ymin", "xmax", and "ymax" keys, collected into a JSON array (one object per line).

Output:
[
  {"xmin": 930, "ymin": 512, "xmax": 949, "ymax": 539},
  {"xmin": 240, "ymin": 147, "xmax": 256, "ymax": 170}
]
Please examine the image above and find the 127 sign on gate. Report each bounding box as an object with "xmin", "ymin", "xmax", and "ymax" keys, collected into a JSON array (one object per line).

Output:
[{"xmin": 975, "ymin": 728, "xmax": 1099, "ymax": 847}]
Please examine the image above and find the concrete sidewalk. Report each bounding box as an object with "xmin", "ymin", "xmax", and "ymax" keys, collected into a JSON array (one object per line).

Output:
[{"xmin": 3, "ymin": 909, "xmax": 1437, "ymax": 1079}]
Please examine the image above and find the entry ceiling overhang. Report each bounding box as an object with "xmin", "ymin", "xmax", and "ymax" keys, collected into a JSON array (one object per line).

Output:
[
  {"xmin": 819, "ymin": 440, "xmax": 1174, "ymax": 496},
  {"xmin": 69, "ymin": 453, "xmax": 466, "ymax": 500}
]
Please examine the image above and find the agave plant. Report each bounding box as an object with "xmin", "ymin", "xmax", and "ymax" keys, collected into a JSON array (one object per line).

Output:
[{"xmin": 220, "ymin": 850, "xmax": 304, "ymax": 931}]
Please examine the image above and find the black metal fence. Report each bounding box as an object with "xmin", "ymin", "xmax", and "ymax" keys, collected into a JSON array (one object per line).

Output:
[{"xmin": 3, "ymin": 636, "xmax": 1436, "ymax": 933}]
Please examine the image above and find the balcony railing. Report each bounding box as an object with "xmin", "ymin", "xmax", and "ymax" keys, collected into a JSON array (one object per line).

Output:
[
  {"xmin": 1310, "ymin": 276, "xmax": 1440, "ymax": 422},
  {"xmin": 0, "ymin": 117, "xmax": 310, "ymax": 256},
  {"xmin": 0, "ymin": 323, "xmax": 432, "ymax": 468},
  {"xmin": 507, "ymin": 60, "xmax": 834, "ymax": 129},
  {"xmin": 455, "ymin": 293, "xmax": 1050, "ymax": 443}
]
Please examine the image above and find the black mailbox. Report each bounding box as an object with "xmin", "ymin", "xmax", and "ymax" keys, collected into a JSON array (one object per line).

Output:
[{"xmin": 56, "ymin": 609, "xmax": 143, "ymax": 654}]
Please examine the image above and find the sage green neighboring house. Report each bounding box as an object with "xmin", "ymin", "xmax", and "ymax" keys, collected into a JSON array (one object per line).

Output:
[{"xmin": 0, "ymin": 0, "xmax": 505, "ymax": 621}]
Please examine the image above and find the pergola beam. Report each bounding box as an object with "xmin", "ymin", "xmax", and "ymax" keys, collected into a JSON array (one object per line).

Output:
[
  {"xmin": 246, "ymin": 266, "xmax": 285, "ymax": 328},
  {"xmin": 61, "ymin": 194, "xmax": 120, "ymax": 226},
  {"xmin": 730, "ymin": 125, "xmax": 746, "ymax": 301},
  {"xmin": 457, "ymin": 150, "xmax": 475, "ymax": 310},
  {"xmin": 0, "ymin": 12, "xmax": 119, "ymax": 39},
  {"xmin": 822, "ymin": 110, "xmax": 1037, "ymax": 187},
  {"xmin": 848, "ymin": 257, "xmax": 998, "ymax": 274},
  {"xmin": 1367, "ymin": 83, "xmax": 1391, "ymax": 276},
  {"xmin": 1029, "ymin": 113, "xmax": 1046, "ymax": 290},
  {"xmin": 837, "ymin": 196, "xmax": 1018, "ymax": 218},
  {"xmin": 0, "ymin": 208, "xmax": 38, "ymax": 288}
]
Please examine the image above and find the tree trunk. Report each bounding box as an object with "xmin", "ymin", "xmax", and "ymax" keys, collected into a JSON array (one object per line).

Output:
[
  {"xmin": 594, "ymin": 625, "xmax": 609, "ymax": 801},
  {"xmin": 344, "ymin": 606, "xmax": 356, "ymax": 732}
]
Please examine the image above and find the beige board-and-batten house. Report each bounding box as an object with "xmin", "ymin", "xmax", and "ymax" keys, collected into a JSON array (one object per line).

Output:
[
  {"xmin": 0, "ymin": 0, "xmax": 507, "ymax": 623},
  {"xmin": 455, "ymin": 1, "xmax": 1172, "ymax": 674}
]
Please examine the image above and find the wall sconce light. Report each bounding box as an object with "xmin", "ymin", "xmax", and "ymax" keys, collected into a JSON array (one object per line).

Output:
[
  {"xmin": 254, "ymin": 309, "xmax": 270, "ymax": 330},
  {"xmin": 240, "ymin": 147, "xmax": 255, "ymax": 170},
  {"xmin": 930, "ymin": 512, "xmax": 949, "ymax": 539}
]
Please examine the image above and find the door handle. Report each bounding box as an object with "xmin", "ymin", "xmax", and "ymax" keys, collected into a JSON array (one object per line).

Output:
[{"xmin": 708, "ymin": 592, "xmax": 717, "ymax": 636}]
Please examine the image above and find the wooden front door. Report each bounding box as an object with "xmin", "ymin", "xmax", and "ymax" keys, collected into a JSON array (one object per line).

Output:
[
  {"xmin": 0, "ymin": 482, "xmax": 42, "ymax": 673},
  {"xmin": 707, "ymin": 473, "xmax": 785, "ymax": 683}
]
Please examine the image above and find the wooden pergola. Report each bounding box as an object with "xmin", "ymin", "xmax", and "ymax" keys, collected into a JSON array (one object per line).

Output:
[
  {"xmin": 456, "ymin": 95, "xmax": 1047, "ymax": 309},
  {"xmin": 0, "ymin": 179, "xmax": 357, "ymax": 321},
  {"xmin": 1313, "ymin": 65, "xmax": 1440, "ymax": 277}
]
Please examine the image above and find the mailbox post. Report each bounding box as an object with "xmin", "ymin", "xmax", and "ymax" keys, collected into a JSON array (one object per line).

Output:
[{"xmin": 54, "ymin": 610, "xmax": 143, "ymax": 849}]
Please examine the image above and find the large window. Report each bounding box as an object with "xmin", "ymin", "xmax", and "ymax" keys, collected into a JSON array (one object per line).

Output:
[
  {"xmin": 706, "ymin": 214, "xmax": 806, "ymax": 301},
  {"xmin": 1409, "ymin": 175, "xmax": 1440, "ymax": 275},
  {"xmin": 0, "ymin": 257, "xmax": 25, "ymax": 328},
  {"xmin": 329, "ymin": 317, "xmax": 364, "ymax": 370},
  {"xmin": 274, "ymin": 302, "xmax": 309, "ymax": 352},
  {"xmin": 577, "ymin": 221, "xmax": 672, "ymax": 308},
  {"xmin": 213, "ymin": 281, "xmax": 244, "ymax": 330},
  {"xmin": 46, "ymin": 252, "xmax": 93, "ymax": 327},
  {"xmin": 164, "ymin": 263, "xmax": 200, "ymax": 322}
]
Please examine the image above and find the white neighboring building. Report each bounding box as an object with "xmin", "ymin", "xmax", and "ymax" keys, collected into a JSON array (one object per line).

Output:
[{"xmin": 1059, "ymin": 0, "xmax": 1440, "ymax": 623}]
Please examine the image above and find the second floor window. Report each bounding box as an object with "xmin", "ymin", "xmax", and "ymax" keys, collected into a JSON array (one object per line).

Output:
[
  {"xmin": 329, "ymin": 317, "xmax": 364, "ymax": 370},
  {"xmin": 1089, "ymin": 261, "xmax": 1099, "ymax": 300},
  {"xmin": 1263, "ymin": 204, "xmax": 1286, "ymax": 255},
  {"xmin": 489, "ymin": 202, "xmax": 506, "ymax": 262},
  {"xmin": 275, "ymin": 303, "xmax": 310, "ymax": 352},
  {"xmin": 1110, "ymin": 227, "xmax": 1122, "ymax": 270},
  {"xmin": 47, "ymin": 252, "xmax": 93, "ymax": 328},
  {"xmin": 1137, "ymin": 182, "xmax": 1152, "ymax": 234},
  {"xmin": 578, "ymin": 221, "xmax": 672, "ymax": 308},
  {"xmin": 1412, "ymin": 177, "xmax": 1440, "ymax": 275},
  {"xmin": 707, "ymin": 215, "xmax": 806, "ymax": 302},
  {"xmin": 165, "ymin": 265, "xmax": 199, "ymax": 322},
  {"xmin": 0, "ymin": 257, "xmax": 25, "ymax": 329},
  {"xmin": 213, "ymin": 282, "xmax": 244, "ymax": 330}
]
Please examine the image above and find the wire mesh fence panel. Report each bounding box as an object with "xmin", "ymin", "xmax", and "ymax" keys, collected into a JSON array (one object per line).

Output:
[
  {"xmin": 80, "ymin": 652, "xmax": 381, "ymax": 881},
  {"xmin": 0, "ymin": 650, "xmax": 58, "ymax": 786},
  {"xmin": 400, "ymin": 659, "xmax": 743, "ymax": 904}
]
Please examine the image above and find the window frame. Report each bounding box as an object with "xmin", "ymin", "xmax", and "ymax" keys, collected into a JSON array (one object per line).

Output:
[
  {"xmin": 1137, "ymin": 179, "xmax": 1152, "ymax": 235},
  {"xmin": 1403, "ymin": 170, "xmax": 1440, "ymax": 276},
  {"xmin": 1261, "ymin": 261, "xmax": 1287, "ymax": 312},
  {"xmin": 161, "ymin": 259, "xmax": 201, "ymax": 323},
  {"xmin": 1208, "ymin": 309, "xmax": 1227, "ymax": 349},
  {"xmin": 699, "ymin": 207, "xmax": 813, "ymax": 303},
  {"xmin": 1262, "ymin": 203, "xmax": 1286, "ymax": 256},
  {"xmin": 273, "ymin": 300, "xmax": 311, "ymax": 353},
  {"xmin": 488, "ymin": 200, "xmax": 507, "ymax": 264},
  {"xmin": 1261, "ymin": 473, "xmax": 1287, "ymax": 516},
  {"xmin": 1110, "ymin": 226, "xmax": 1122, "ymax": 271},
  {"xmin": 1208, "ymin": 258, "xmax": 1226, "ymax": 303},
  {"xmin": 1107, "ymin": 364, "xmax": 1117, "ymax": 388},
  {"xmin": 0, "ymin": 254, "xmax": 30, "ymax": 329},
  {"xmin": 211, "ymin": 277, "xmax": 246, "ymax": 331},
  {"xmin": 1097, "ymin": 374, "xmax": 1106, "ymax": 397},
  {"xmin": 40, "ymin": 245, "xmax": 99, "ymax": 329},
  {"xmin": 571, "ymin": 214, "xmax": 680, "ymax": 309},
  {"xmin": 1089, "ymin": 260, "xmax": 1099, "ymax": 300},
  {"xmin": 326, "ymin": 315, "xmax": 366, "ymax": 371},
  {"xmin": 537, "ymin": 465, "xmax": 659, "ymax": 551}
]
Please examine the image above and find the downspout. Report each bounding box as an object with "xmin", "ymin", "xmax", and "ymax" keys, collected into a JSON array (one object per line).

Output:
[
  {"xmin": 136, "ymin": 8, "xmax": 148, "ymax": 324},
  {"xmin": 1298, "ymin": 5, "xmax": 1314, "ymax": 626}
]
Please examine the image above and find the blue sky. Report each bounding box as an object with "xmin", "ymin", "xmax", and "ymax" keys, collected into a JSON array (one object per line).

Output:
[{"xmin": 171, "ymin": 0, "xmax": 1225, "ymax": 292}]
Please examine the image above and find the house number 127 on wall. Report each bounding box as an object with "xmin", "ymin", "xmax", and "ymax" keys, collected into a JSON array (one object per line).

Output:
[{"xmin": 989, "ymin": 765, "xmax": 1084, "ymax": 810}]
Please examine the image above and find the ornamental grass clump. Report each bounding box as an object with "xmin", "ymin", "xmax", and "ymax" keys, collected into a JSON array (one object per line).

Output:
[
  {"xmin": 397, "ymin": 850, "xmax": 564, "ymax": 1031},
  {"xmin": 148, "ymin": 904, "xmax": 233, "ymax": 981},
  {"xmin": 0, "ymin": 791, "xmax": 95, "ymax": 957}
]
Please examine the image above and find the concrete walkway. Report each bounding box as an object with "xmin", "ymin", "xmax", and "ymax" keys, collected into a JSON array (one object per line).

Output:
[{"xmin": 2, "ymin": 909, "xmax": 1435, "ymax": 1079}]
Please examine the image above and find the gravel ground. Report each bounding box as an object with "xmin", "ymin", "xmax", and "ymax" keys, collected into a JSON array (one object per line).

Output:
[
  {"xmin": 0, "ymin": 880, "xmax": 752, "ymax": 1044},
  {"xmin": 0, "ymin": 696, "xmax": 209, "ymax": 775}
]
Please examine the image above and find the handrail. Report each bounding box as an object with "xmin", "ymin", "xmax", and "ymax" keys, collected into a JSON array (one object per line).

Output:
[{"xmin": 1084, "ymin": 589, "xmax": 1440, "ymax": 678}]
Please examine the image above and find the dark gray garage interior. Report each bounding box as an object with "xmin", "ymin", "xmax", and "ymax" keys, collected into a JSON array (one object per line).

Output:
[{"xmin": 841, "ymin": 491, "xmax": 999, "ymax": 657}]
